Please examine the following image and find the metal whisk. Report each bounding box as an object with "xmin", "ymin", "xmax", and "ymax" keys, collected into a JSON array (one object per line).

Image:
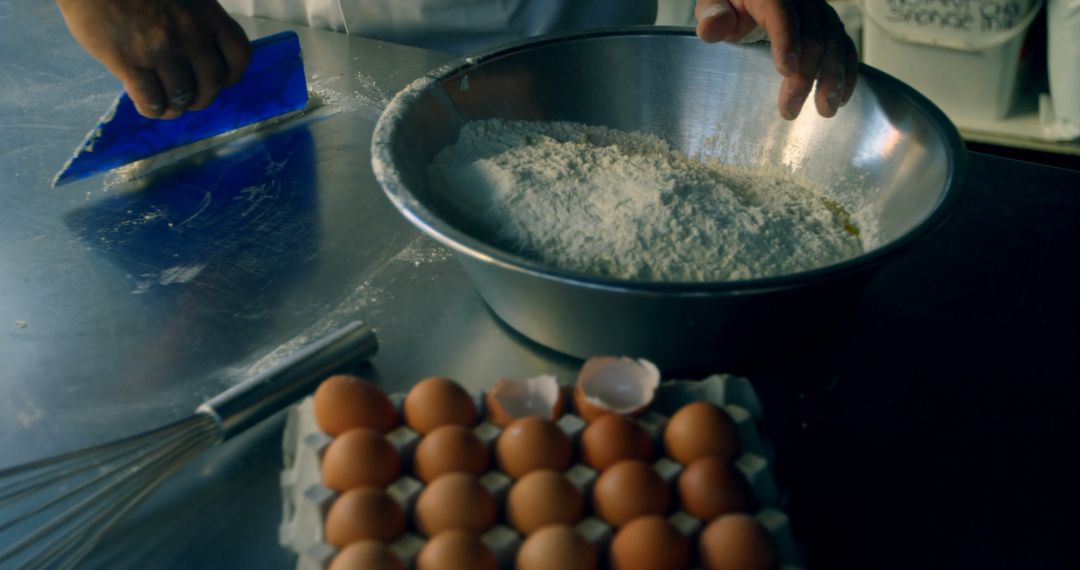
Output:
[{"xmin": 0, "ymin": 321, "xmax": 378, "ymax": 569}]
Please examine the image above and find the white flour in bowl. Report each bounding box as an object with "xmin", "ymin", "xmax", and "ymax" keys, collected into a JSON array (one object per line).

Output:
[{"xmin": 428, "ymin": 119, "xmax": 867, "ymax": 282}]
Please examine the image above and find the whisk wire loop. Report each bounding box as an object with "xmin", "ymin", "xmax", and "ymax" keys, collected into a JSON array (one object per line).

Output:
[
  {"xmin": 0, "ymin": 321, "xmax": 376, "ymax": 569},
  {"xmin": 29, "ymin": 418, "xmax": 220, "ymax": 570},
  {"xmin": 0, "ymin": 414, "xmax": 220, "ymax": 567}
]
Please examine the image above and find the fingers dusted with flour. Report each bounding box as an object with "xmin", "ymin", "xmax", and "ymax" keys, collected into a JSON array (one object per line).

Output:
[
  {"xmin": 55, "ymin": 0, "xmax": 251, "ymax": 119},
  {"xmin": 695, "ymin": 0, "xmax": 740, "ymax": 42},
  {"xmin": 813, "ymin": 7, "xmax": 854, "ymax": 117},
  {"xmin": 695, "ymin": 0, "xmax": 858, "ymax": 120}
]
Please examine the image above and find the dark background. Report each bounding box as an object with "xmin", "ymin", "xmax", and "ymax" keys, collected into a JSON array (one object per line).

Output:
[{"xmin": 752, "ymin": 152, "xmax": 1079, "ymax": 569}]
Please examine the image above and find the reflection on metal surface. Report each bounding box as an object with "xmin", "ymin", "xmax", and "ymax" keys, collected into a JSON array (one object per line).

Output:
[
  {"xmin": 0, "ymin": 6, "xmax": 590, "ymax": 568},
  {"xmin": 61, "ymin": 126, "xmax": 320, "ymax": 392},
  {"xmin": 66, "ymin": 126, "xmax": 318, "ymax": 305}
]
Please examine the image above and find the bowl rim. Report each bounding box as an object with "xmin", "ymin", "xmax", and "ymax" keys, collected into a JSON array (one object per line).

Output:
[{"xmin": 371, "ymin": 26, "xmax": 968, "ymax": 296}]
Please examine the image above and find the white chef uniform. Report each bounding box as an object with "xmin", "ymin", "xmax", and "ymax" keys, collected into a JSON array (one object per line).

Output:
[{"xmin": 218, "ymin": 0, "xmax": 659, "ymax": 53}]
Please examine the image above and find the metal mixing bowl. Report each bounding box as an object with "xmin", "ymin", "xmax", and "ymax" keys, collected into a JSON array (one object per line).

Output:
[{"xmin": 371, "ymin": 28, "xmax": 966, "ymax": 372}]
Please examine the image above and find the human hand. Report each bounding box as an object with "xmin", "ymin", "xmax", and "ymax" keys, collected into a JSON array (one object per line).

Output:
[
  {"xmin": 56, "ymin": 0, "xmax": 252, "ymax": 119},
  {"xmin": 694, "ymin": 0, "xmax": 857, "ymax": 120}
]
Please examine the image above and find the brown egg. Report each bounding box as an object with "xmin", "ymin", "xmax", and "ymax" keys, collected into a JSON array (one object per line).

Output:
[
  {"xmin": 417, "ymin": 530, "xmax": 498, "ymax": 570},
  {"xmin": 321, "ymin": 428, "xmax": 401, "ymax": 491},
  {"xmin": 495, "ymin": 416, "xmax": 572, "ymax": 479},
  {"xmin": 314, "ymin": 375, "xmax": 397, "ymax": 436},
  {"xmin": 516, "ymin": 525, "xmax": 597, "ymax": 570},
  {"xmin": 413, "ymin": 424, "xmax": 489, "ymax": 483},
  {"xmin": 506, "ymin": 470, "xmax": 585, "ymax": 534},
  {"xmin": 328, "ymin": 540, "xmax": 405, "ymax": 570},
  {"xmin": 404, "ymin": 377, "xmax": 478, "ymax": 434},
  {"xmin": 591, "ymin": 460, "xmax": 670, "ymax": 527},
  {"xmin": 325, "ymin": 488, "xmax": 405, "ymax": 546},
  {"xmin": 414, "ymin": 472, "xmax": 497, "ymax": 536},
  {"xmin": 677, "ymin": 456, "xmax": 755, "ymax": 520},
  {"xmin": 580, "ymin": 414, "xmax": 653, "ymax": 471},
  {"xmin": 699, "ymin": 514, "xmax": 778, "ymax": 570},
  {"xmin": 609, "ymin": 516, "xmax": 690, "ymax": 570},
  {"xmin": 663, "ymin": 402, "xmax": 741, "ymax": 465}
]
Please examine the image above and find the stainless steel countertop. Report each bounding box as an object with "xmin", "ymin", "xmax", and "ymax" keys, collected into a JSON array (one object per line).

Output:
[
  {"xmin": 1, "ymin": 5, "xmax": 579, "ymax": 568},
  {"xmin": 2, "ymin": 3, "xmax": 1078, "ymax": 569}
]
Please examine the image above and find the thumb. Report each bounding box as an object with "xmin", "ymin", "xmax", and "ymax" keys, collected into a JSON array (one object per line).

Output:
[{"xmin": 695, "ymin": 0, "xmax": 738, "ymax": 43}]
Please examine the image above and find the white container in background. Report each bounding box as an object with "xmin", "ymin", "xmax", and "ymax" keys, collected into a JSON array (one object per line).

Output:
[
  {"xmin": 1044, "ymin": 0, "xmax": 1080, "ymax": 139},
  {"xmin": 861, "ymin": 0, "xmax": 1043, "ymax": 121},
  {"xmin": 655, "ymin": 0, "xmax": 696, "ymax": 26}
]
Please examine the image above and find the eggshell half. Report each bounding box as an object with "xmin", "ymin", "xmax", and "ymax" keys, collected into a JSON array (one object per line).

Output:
[
  {"xmin": 485, "ymin": 375, "xmax": 564, "ymax": 428},
  {"xmin": 573, "ymin": 357, "xmax": 659, "ymax": 422}
]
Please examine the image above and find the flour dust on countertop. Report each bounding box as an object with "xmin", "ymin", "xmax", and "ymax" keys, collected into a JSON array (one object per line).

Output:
[{"xmin": 428, "ymin": 119, "xmax": 869, "ymax": 282}]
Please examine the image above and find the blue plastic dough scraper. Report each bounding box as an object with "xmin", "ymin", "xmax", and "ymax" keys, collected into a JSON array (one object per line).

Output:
[{"xmin": 52, "ymin": 31, "xmax": 309, "ymax": 187}]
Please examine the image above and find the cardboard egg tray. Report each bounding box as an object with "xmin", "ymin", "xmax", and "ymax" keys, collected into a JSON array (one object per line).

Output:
[{"xmin": 279, "ymin": 374, "xmax": 802, "ymax": 569}]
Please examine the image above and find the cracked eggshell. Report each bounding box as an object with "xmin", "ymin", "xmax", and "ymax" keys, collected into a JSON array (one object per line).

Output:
[
  {"xmin": 484, "ymin": 374, "xmax": 565, "ymax": 428},
  {"xmin": 573, "ymin": 357, "xmax": 660, "ymax": 423}
]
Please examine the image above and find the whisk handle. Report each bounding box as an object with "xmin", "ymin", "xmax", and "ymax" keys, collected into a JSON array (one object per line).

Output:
[{"xmin": 197, "ymin": 321, "xmax": 379, "ymax": 440}]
